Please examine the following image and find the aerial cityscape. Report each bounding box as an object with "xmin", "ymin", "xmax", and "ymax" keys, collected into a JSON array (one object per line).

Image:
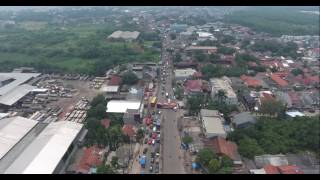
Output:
[{"xmin": 0, "ymin": 6, "xmax": 319, "ymax": 174}]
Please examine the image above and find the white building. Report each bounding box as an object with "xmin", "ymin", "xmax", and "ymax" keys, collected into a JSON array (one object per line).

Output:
[
  {"xmin": 4, "ymin": 121, "xmax": 83, "ymax": 174},
  {"xmin": 106, "ymin": 100, "xmax": 144, "ymax": 119},
  {"xmin": 199, "ymin": 109, "xmax": 226, "ymax": 138},
  {"xmin": 174, "ymin": 68, "xmax": 197, "ymax": 81},
  {"xmin": 210, "ymin": 76, "xmax": 238, "ymax": 105},
  {"xmin": 108, "ymin": 31, "xmax": 140, "ymax": 41}
]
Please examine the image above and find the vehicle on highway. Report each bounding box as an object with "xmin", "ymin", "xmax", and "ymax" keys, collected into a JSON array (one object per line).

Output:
[
  {"xmin": 152, "ymin": 139, "xmax": 155, "ymax": 145},
  {"xmin": 152, "ymin": 133, "xmax": 157, "ymax": 139},
  {"xmin": 143, "ymin": 147, "xmax": 148, "ymax": 154},
  {"xmin": 149, "ymin": 165, "xmax": 153, "ymax": 172},
  {"xmin": 148, "ymin": 139, "xmax": 153, "ymax": 145},
  {"xmin": 151, "ymin": 157, "xmax": 155, "ymax": 164},
  {"xmin": 144, "ymin": 138, "xmax": 148, "ymax": 144}
]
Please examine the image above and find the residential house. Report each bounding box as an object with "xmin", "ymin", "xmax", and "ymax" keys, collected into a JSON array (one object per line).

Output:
[
  {"xmin": 209, "ymin": 137, "xmax": 242, "ymax": 166},
  {"xmin": 210, "ymin": 76, "xmax": 238, "ymax": 105},
  {"xmin": 74, "ymin": 146, "xmax": 104, "ymax": 174},
  {"xmin": 184, "ymin": 80, "xmax": 203, "ymax": 96},
  {"xmin": 199, "ymin": 109, "xmax": 226, "ymax": 138},
  {"xmin": 232, "ymin": 112, "xmax": 256, "ymax": 128}
]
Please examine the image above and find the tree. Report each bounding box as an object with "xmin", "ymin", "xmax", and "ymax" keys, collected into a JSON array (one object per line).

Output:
[
  {"xmin": 259, "ymin": 100, "xmax": 285, "ymax": 116},
  {"xmin": 136, "ymin": 128, "xmax": 144, "ymax": 142},
  {"xmin": 91, "ymin": 94, "xmax": 107, "ymax": 107},
  {"xmin": 238, "ymin": 137, "xmax": 265, "ymax": 159},
  {"xmin": 217, "ymin": 46, "xmax": 236, "ymax": 55},
  {"xmin": 186, "ymin": 94, "xmax": 206, "ymax": 115},
  {"xmin": 111, "ymin": 156, "xmax": 119, "ymax": 169},
  {"xmin": 174, "ymin": 53, "xmax": 182, "ymax": 62},
  {"xmin": 291, "ymin": 68, "xmax": 304, "ymax": 76},
  {"xmin": 215, "ymin": 90, "xmax": 227, "ymax": 104},
  {"xmin": 196, "ymin": 148, "xmax": 216, "ymax": 167},
  {"xmin": 182, "ymin": 135, "xmax": 193, "ymax": 144},
  {"xmin": 122, "ymin": 71, "xmax": 139, "ymax": 85},
  {"xmin": 169, "ymin": 33, "xmax": 177, "ymax": 40},
  {"xmin": 97, "ymin": 164, "xmax": 115, "ymax": 174},
  {"xmin": 208, "ymin": 159, "xmax": 221, "ymax": 174}
]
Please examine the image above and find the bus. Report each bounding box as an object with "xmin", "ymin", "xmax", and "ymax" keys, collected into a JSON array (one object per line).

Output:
[{"xmin": 150, "ymin": 96, "xmax": 157, "ymax": 107}]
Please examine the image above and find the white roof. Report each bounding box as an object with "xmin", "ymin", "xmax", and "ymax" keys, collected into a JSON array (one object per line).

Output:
[
  {"xmin": 286, "ymin": 60, "xmax": 294, "ymax": 64},
  {"xmin": 202, "ymin": 116, "xmax": 226, "ymax": 136},
  {"xmin": 108, "ymin": 31, "xmax": 140, "ymax": 40},
  {"xmin": 0, "ymin": 72, "xmax": 40, "ymax": 96},
  {"xmin": 210, "ymin": 77, "xmax": 237, "ymax": 99},
  {"xmin": 31, "ymin": 88, "xmax": 48, "ymax": 93},
  {"xmin": 0, "ymin": 116, "xmax": 38, "ymax": 160},
  {"xmin": 197, "ymin": 32, "xmax": 213, "ymax": 38},
  {"xmin": 286, "ymin": 111, "xmax": 305, "ymax": 117},
  {"xmin": 100, "ymin": 85, "xmax": 119, "ymax": 93},
  {"xmin": 0, "ymin": 84, "xmax": 36, "ymax": 106},
  {"xmin": 4, "ymin": 121, "xmax": 83, "ymax": 174},
  {"xmin": 106, "ymin": 100, "xmax": 141, "ymax": 113},
  {"xmin": 174, "ymin": 68, "xmax": 196, "ymax": 78},
  {"xmin": 250, "ymin": 169, "xmax": 266, "ymax": 174}
]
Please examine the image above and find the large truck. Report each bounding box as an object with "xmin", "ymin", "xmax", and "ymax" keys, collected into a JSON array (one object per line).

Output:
[{"xmin": 150, "ymin": 96, "xmax": 157, "ymax": 107}]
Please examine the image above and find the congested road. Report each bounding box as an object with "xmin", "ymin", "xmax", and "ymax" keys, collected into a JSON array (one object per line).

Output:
[{"xmin": 159, "ymin": 32, "xmax": 185, "ymax": 174}]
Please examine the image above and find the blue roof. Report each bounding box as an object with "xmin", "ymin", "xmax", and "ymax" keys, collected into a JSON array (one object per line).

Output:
[
  {"xmin": 192, "ymin": 163, "xmax": 199, "ymax": 169},
  {"xmin": 140, "ymin": 157, "xmax": 146, "ymax": 165}
]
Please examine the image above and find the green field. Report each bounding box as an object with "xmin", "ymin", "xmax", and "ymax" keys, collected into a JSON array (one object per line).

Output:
[{"xmin": 0, "ymin": 23, "xmax": 160, "ymax": 75}]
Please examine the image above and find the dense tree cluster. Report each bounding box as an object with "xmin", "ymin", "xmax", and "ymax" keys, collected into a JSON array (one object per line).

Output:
[
  {"xmin": 122, "ymin": 71, "xmax": 139, "ymax": 85},
  {"xmin": 251, "ymin": 40, "xmax": 299, "ymax": 58},
  {"xmin": 196, "ymin": 148, "xmax": 234, "ymax": 174},
  {"xmin": 228, "ymin": 116, "xmax": 320, "ymax": 159}
]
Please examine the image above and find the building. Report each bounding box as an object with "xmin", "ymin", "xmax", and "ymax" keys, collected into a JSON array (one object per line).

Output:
[
  {"xmin": 185, "ymin": 46, "xmax": 217, "ymax": 54},
  {"xmin": 4, "ymin": 121, "xmax": 84, "ymax": 174},
  {"xmin": 210, "ymin": 76, "xmax": 238, "ymax": 105},
  {"xmin": 240, "ymin": 75, "xmax": 262, "ymax": 89},
  {"xmin": 199, "ymin": 109, "xmax": 226, "ymax": 138},
  {"xmin": 122, "ymin": 124, "xmax": 136, "ymax": 139},
  {"xmin": 101, "ymin": 75, "xmax": 121, "ymax": 98},
  {"xmin": 174, "ymin": 68, "xmax": 197, "ymax": 81},
  {"xmin": 0, "ymin": 116, "xmax": 38, "ymax": 160},
  {"xmin": 74, "ymin": 146, "xmax": 104, "ymax": 174},
  {"xmin": 232, "ymin": 112, "xmax": 256, "ymax": 128},
  {"xmin": 251, "ymin": 164, "xmax": 304, "ymax": 174},
  {"xmin": 0, "ymin": 84, "xmax": 36, "ymax": 107},
  {"xmin": 270, "ymin": 73, "xmax": 289, "ymax": 88},
  {"xmin": 285, "ymin": 111, "xmax": 305, "ymax": 118},
  {"xmin": 170, "ymin": 24, "xmax": 188, "ymax": 33},
  {"xmin": 106, "ymin": 100, "xmax": 144, "ymax": 120},
  {"xmin": 209, "ymin": 137, "xmax": 242, "ymax": 165},
  {"xmin": 184, "ymin": 80, "xmax": 203, "ymax": 95},
  {"xmin": 107, "ymin": 31, "xmax": 140, "ymax": 41},
  {"xmin": 254, "ymin": 154, "xmax": 289, "ymax": 168}
]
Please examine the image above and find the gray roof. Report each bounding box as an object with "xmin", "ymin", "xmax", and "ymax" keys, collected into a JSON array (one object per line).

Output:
[
  {"xmin": 108, "ymin": 31, "xmax": 140, "ymax": 40},
  {"xmin": 0, "ymin": 72, "xmax": 40, "ymax": 96},
  {"xmin": 200, "ymin": 109, "xmax": 219, "ymax": 117},
  {"xmin": 0, "ymin": 84, "xmax": 36, "ymax": 106},
  {"xmin": 233, "ymin": 112, "xmax": 256, "ymax": 126},
  {"xmin": 254, "ymin": 154, "xmax": 289, "ymax": 168}
]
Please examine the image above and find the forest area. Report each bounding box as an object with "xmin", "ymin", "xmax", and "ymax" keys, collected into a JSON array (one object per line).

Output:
[{"xmin": 224, "ymin": 7, "xmax": 320, "ymax": 36}]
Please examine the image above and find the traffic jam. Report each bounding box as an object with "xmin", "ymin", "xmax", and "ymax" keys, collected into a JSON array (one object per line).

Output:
[{"xmin": 138, "ymin": 47, "xmax": 179, "ymax": 174}]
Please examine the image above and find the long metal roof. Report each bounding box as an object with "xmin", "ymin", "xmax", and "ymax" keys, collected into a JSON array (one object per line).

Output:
[
  {"xmin": 0, "ymin": 84, "xmax": 36, "ymax": 106},
  {"xmin": 4, "ymin": 121, "xmax": 83, "ymax": 174},
  {"xmin": 0, "ymin": 72, "xmax": 40, "ymax": 96},
  {"xmin": 106, "ymin": 100, "xmax": 141, "ymax": 113},
  {"xmin": 0, "ymin": 116, "xmax": 38, "ymax": 160}
]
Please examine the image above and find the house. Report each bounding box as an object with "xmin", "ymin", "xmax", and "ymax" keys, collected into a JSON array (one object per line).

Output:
[
  {"xmin": 102, "ymin": 75, "xmax": 122, "ymax": 97},
  {"xmin": 122, "ymin": 124, "xmax": 136, "ymax": 138},
  {"xmin": 270, "ymin": 73, "xmax": 289, "ymax": 88},
  {"xmin": 240, "ymin": 75, "xmax": 262, "ymax": 89},
  {"xmin": 259, "ymin": 165, "xmax": 304, "ymax": 174},
  {"xmin": 210, "ymin": 137, "xmax": 242, "ymax": 165},
  {"xmin": 184, "ymin": 80, "xmax": 203, "ymax": 95},
  {"xmin": 75, "ymin": 146, "xmax": 104, "ymax": 174},
  {"xmin": 192, "ymin": 71, "xmax": 203, "ymax": 79},
  {"xmin": 210, "ymin": 76, "xmax": 238, "ymax": 105},
  {"xmin": 174, "ymin": 61, "xmax": 198, "ymax": 69},
  {"xmin": 232, "ymin": 112, "xmax": 256, "ymax": 128},
  {"xmin": 199, "ymin": 109, "xmax": 226, "ymax": 138},
  {"xmin": 185, "ymin": 46, "xmax": 217, "ymax": 54}
]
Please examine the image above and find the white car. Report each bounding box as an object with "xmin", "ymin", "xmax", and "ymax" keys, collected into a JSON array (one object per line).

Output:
[{"xmin": 152, "ymin": 139, "xmax": 155, "ymax": 145}]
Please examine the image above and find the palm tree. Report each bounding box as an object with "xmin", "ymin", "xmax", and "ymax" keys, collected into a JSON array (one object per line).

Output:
[{"xmin": 215, "ymin": 90, "xmax": 227, "ymax": 104}]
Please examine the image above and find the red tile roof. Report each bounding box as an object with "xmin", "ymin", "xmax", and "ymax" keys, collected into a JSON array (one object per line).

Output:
[
  {"xmin": 211, "ymin": 137, "xmax": 241, "ymax": 161},
  {"xmin": 185, "ymin": 80, "xmax": 203, "ymax": 93},
  {"xmin": 260, "ymin": 92, "xmax": 275, "ymax": 102},
  {"xmin": 122, "ymin": 124, "xmax": 136, "ymax": 137},
  {"xmin": 271, "ymin": 74, "xmax": 288, "ymax": 87},
  {"xmin": 108, "ymin": 75, "xmax": 122, "ymax": 86},
  {"xmin": 76, "ymin": 146, "xmax": 103, "ymax": 174},
  {"xmin": 264, "ymin": 165, "xmax": 303, "ymax": 174},
  {"xmin": 264, "ymin": 165, "xmax": 280, "ymax": 174},
  {"xmin": 101, "ymin": 119, "xmax": 111, "ymax": 129},
  {"xmin": 240, "ymin": 75, "xmax": 262, "ymax": 88},
  {"xmin": 193, "ymin": 71, "xmax": 203, "ymax": 78},
  {"xmin": 278, "ymin": 165, "xmax": 304, "ymax": 174}
]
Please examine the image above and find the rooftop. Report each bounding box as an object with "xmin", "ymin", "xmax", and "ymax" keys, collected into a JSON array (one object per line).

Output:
[
  {"xmin": 232, "ymin": 112, "xmax": 256, "ymax": 126},
  {"xmin": 108, "ymin": 31, "xmax": 140, "ymax": 40},
  {"xmin": 185, "ymin": 80, "xmax": 203, "ymax": 93},
  {"xmin": 75, "ymin": 146, "xmax": 103, "ymax": 174},
  {"xmin": 240, "ymin": 75, "xmax": 262, "ymax": 88},
  {"xmin": 4, "ymin": 121, "xmax": 83, "ymax": 174},
  {"xmin": 271, "ymin": 74, "xmax": 289, "ymax": 87},
  {"xmin": 0, "ymin": 116, "xmax": 38, "ymax": 160},
  {"xmin": 106, "ymin": 100, "xmax": 142, "ymax": 114},
  {"xmin": 210, "ymin": 137, "xmax": 241, "ymax": 162},
  {"xmin": 186, "ymin": 46, "xmax": 218, "ymax": 51},
  {"xmin": 0, "ymin": 72, "xmax": 40, "ymax": 96},
  {"xmin": 0, "ymin": 84, "xmax": 36, "ymax": 106},
  {"xmin": 107, "ymin": 75, "xmax": 122, "ymax": 86},
  {"xmin": 210, "ymin": 77, "xmax": 237, "ymax": 98}
]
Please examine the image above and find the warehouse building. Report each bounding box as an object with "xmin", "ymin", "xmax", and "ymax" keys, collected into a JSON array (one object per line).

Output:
[
  {"xmin": 4, "ymin": 121, "xmax": 84, "ymax": 174},
  {"xmin": 0, "ymin": 116, "xmax": 38, "ymax": 160},
  {"xmin": 106, "ymin": 100, "xmax": 144, "ymax": 121},
  {"xmin": 108, "ymin": 31, "xmax": 140, "ymax": 41}
]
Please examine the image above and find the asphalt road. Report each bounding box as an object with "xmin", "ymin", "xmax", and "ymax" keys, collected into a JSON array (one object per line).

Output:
[{"xmin": 159, "ymin": 35, "xmax": 185, "ymax": 174}]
